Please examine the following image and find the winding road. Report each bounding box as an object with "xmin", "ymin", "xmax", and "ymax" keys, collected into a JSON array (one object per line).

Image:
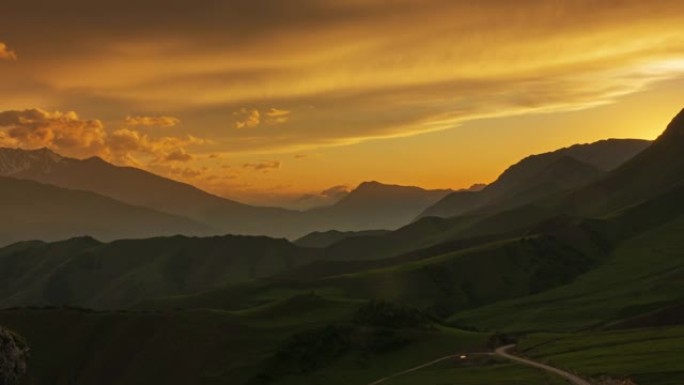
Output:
[
  {"xmin": 366, "ymin": 344, "xmax": 591, "ymax": 385},
  {"xmin": 366, "ymin": 354, "xmax": 468, "ymax": 385},
  {"xmin": 494, "ymin": 344, "xmax": 591, "ymax": 385}
]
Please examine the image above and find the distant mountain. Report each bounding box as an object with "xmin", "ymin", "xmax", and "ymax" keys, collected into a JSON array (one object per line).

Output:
[
  {"xmin": 0, "ymin": 234, "xmax": 318, "ymax": 309},
  {"xmin": 0, "ymin": 177, "xmax": 208, "ymax": 246},
  {"xmin": 311, "ymin": 139, "xmax": 649, "ymax": 263},
  {"xmin": 294, "ymin": 229, "xmax": 391, "ymax": 248},
  {"xmin": 0, "ymin": 148, "xmax": 451, "ymax": 238},
  {"xmin": 0, "ymin": 147, "xmax": 302, "ymax": 237},
  {"xmin": 419, "ymin": 139, "xmax": 650, "ymax": 219},
  {"xmin": 301, "ymin": 181, "xmax": 453, "ymax": 232}
]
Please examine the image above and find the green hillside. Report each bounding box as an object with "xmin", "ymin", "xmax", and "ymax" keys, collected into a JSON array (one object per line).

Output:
[
  {"xmin": 0, "ymin": 235, "xmax": 319, "ymax": 309},
  {"xmin": 0, "ymin": 303, "xmax": 490, "ymax": 385},
  {"xmin": 451, "ymin": 195, "xmax": 684, "ymax": 332},
  {"xmin": 145, "ymin": 219, "xmax": 607, "ymax": 320},
  {"xmin": 519, "ymin": 326, "xmax": 684, "ymax": 385}
]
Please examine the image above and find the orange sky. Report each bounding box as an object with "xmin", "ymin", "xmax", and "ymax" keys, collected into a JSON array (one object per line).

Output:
[{"xmin": 1, "ymin": 0, "xmax": 684, "ymax": 207}]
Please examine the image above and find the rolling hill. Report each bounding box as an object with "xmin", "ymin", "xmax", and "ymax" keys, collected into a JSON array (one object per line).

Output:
[
  {"xmin": 294, "ymin": 229, "xmax": 391, "ymax": 248},
  {"xmin": 0, "ymin": 234, "xmax": 320, "ymax": 309},
  {"xmin": 451, "ymin": 186, "xmax": 684, "ymax": 332}
]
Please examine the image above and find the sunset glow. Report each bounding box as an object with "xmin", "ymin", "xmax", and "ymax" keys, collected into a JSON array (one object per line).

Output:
[{"xmin": 2, "ymin": 0, "xmax": 684, "ymax": 206}]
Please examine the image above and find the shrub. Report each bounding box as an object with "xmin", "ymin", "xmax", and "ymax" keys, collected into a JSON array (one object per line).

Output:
[{"xmin": 353, "ymin": 300, "xmax": 433, "ymax": 329}]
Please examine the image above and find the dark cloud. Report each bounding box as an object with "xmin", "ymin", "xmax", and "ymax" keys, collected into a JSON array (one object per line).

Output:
[
  {"xmin": 320, "ymin": 185, "xmax": 350, "ymax": 199},
  {"xmin": 294, "ymin": 184, "xmax": 350, "ymax": 209}
]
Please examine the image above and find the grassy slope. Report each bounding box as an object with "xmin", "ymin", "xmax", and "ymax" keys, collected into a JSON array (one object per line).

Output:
[
  {"xmin": 274, "ymin": 326, "xmax": 489, "ymax": 385},
  {"xmin": 0, "ymin": 308, "xmax": 264, "ymax": 385},
  {"xmin": 0, "ymin": 295, "xmax": 356, "ymax": 385},
  {"xmin": 315, "ymin": 231, "xmax": 603, "ymax": 313},
  {"xmin": 451, "ymin": 213, "xmax": 684, "ymax": 332},
  {"xmin": 519, "ymin": 326, "xmax": 684, "ymax": 385},
  {"xmin": 145, "ymin": 224, "xmax": 606, "ymax": 319},
  {"xmin": 0, "ymin": 302, "xmax": 489, "ymax": 385},
  {"xmin": 374, "ymin": 358, "xmax": 568, "ymax": 385},
  {"xmin": 0, "ymin": 235, "xmax": 319, "ymax": 310}
]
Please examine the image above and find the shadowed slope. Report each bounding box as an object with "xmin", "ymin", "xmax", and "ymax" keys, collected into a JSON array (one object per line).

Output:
[{"xmin": 0, "ymin": 177, "xmax": 209, "ymax": 246}]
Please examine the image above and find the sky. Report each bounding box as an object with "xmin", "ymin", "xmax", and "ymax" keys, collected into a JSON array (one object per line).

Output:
[{"xmin": 1, "ymin": 0, "xmax": 684, "ymax": 208}]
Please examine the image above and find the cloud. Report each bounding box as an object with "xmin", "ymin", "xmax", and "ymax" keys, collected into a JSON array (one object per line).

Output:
[
  {"xmin": 234, "ymin": 108, "xmax": 291, "ymax": 129},
  {"xmin": 265, "ymin": 108, "xmax": 291, "ymax": 125},
  {"xmin": 164, "ymin": 148, "xmax": 194, "ymax": 162},
  {"xmin": 149, "ymin": 163, "xmax": 205, "ymax": 180},
  {"xmin": 294, "ymin": 184, "xmax": 350, "ymax": 209},
  {"xmin": 125, "ymin": 115, "xmax": 181, "ymax": 127},
  {"xmin": 320, "ymin": 185, "xmax": 350, "ymax": 199},
  {"xmin": 2, "ymin": 1, "xmax": 684, "ymax": 156},
  {"xmin": 242, "ymin": 160, "xmax": 281, "ymax": 172},
  {"xmin": 106, "ymin": 127, "xmax": 204, "ymax": 164},
  {"xmin": 234, "ymin": 108, "xmax": 261, "ymax": 129},
  {"xmin": 0, "ymin": 108, "xmax": 205, "ymax": 166},
  {"xmin": 0, "ymin": 43, "xmax": 17, "ymax": 60},
  {"xmin": 0, "ymin": 109, "xmax": 105, "ymax": 156}
]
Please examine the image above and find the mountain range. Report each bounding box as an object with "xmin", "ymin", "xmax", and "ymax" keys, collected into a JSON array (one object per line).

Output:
[
  {"xmin": 0, "ymin": 137, "xmax": 651, "ymax": 246},
  {"xmin": 0, "ymin": 148, "xmax": 454, "ymax": 243}
]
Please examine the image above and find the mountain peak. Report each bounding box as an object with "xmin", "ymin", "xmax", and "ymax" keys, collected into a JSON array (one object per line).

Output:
[
  {"xmin": 0, "ymin": 146, "xmax": 64, "ymax": 176},
  {"xmin": 661, "ymin": 108, "xmax": 684, "ymax": 138}
]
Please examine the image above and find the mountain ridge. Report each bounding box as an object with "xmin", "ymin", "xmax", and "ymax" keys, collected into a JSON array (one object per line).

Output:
[{"xmin": 419, "ymin": 138, "xmax": 651, "ymax": 219}]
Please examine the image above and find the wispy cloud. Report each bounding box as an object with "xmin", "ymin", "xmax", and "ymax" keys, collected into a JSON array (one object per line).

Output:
[
  {"xmin": 125, "ymin": 115, "xmax": 181, "ymax": 128},
  {"xmin": 234, "ymin": 108, "xmax": 291, "ymax": 129},
  {"xmin": 265, "ymin": 108, "xmax": 291, "ymax": 125},
  {"xmin": 4, "ymin": 1, "xmax": 679, "ymax": 152},
  {"xmin": 242, "ymin": 160, "xmax": 281, "ymax": 172}
]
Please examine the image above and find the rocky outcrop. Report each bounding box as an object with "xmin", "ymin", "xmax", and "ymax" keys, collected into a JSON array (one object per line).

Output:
[{"xmin": 0, "ymin": 326, "xmax": 29, "ymax": 385}]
